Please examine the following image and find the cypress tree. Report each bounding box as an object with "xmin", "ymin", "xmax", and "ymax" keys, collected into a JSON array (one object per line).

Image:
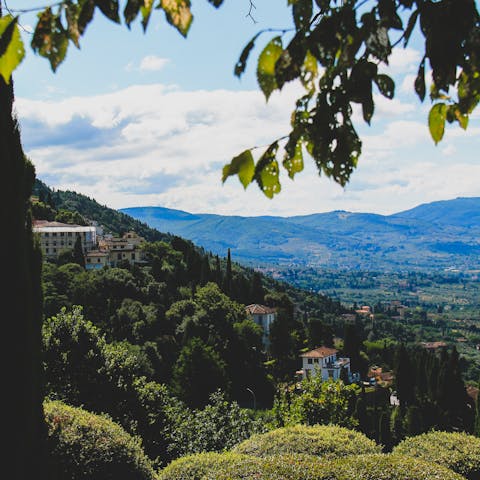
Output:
[
  {"xmin": 394, "ymin": 344, "xmax": 414, "ymax": 408},
  {"xmin": 390, "ymin": 406, "xmax": 404, "ymax": 445},
  {"xmin": 475, "ymin": 378, "xmax": 480, "ymax": 437},
  {"xmin": 378, "ymin": 410, "xmax": 393, "ymax": 451},
  {"xmin": 249, "ymin": 271, "xmax": 264, "ymax": 304},
  {"xmin": 1, "ymin": 66, "xmax": 46, "ymax": 478},
  {"xmin": 73, "ymin": 234, "xmax": 85, "ymax": 268},
  {"xmin": 224, "ymin": 248, "xmax": 232, "ymax": 295}
]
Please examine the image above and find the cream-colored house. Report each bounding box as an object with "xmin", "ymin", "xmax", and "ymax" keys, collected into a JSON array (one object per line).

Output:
[
  {"xmin": 299, "ymin": 346, "xmax": 353, "ymax": 382},
  {"xmin": 98, "ymin": 231, "xmax": 147, "ymax": 267}
]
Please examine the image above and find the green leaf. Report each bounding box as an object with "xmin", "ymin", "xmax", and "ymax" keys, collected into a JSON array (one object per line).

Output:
[
  {"xmin": 65, "ymin": 2, "xmax": 81, "ymax": 47},
  {"xmin": 78, "ymin": 0, "xmax": 95, "ymax": 35},
  {"xmin": 374, "ymin": 73, "xmax": 395, "ymax": 99},
  {"xmin": 160, "ymin": 0, "xmax": 192, "ymax": 37},
  {"xmin": 94, "ymin": 0, "xmax": 120, "ymax": 23},
  {"xmin": 292, "ymin": 0, "xmax": 313, "ymax": 30},
  {"xmin": 0, "ymin": 15, "xmax": 24, "ymax": 83},
  {"xmin": 403, "ymin": 9, "xmax": 419, "ymax": 47},
  {"xmin": 283, "ymin": 139, "xmax": 304, "ymax": 179},
  {"xmin": 414, "ymin": 58, "xmax": 426, "ymax": 102},
  {"xmin": 140, "ymin": 0, "xmax": 154, "ymax": 31},
  {"xmin": 31, "ymin": 10, "xmax": 69, "ymax": 72},
  {"xmin": 257, "ymin": 36, "xmax": 283, "ymax": 100},
  {"xmin": 255, "ymin": 142, "xmax": 281, "ymax": 198},
  {"xmin": 428, "ymin": 102, "xmax": 447, "ymax": 144},
  {"xmin": 453, "ymin": 107, "xmax": 469, "ymax": 130},
  {"xmin": 234, "ymin": 32, "xmax": 260, "ymax": 78},
  {"xmin": 124, "ymin": 0, "xmax": 142, "ymax": 28},
  {"xmin": 207, "ymin": 0, "xmax": 224, "ymax": 7},
  {"xmin": 222, "ymin": 150, "xmax": 255, "ymax": 189},
  {"xmin": 0, "ymin": 16, "xmax": 17, "ymax": 58}
]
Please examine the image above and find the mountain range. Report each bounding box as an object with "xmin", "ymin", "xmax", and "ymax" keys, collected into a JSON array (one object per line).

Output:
[{"xmin": 121, "ymin": 197, "xmax": 480, "ymax": 272}]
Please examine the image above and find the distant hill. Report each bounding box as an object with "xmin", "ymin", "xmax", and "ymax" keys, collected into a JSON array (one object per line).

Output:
[{"xmin": 121, "ymin": 198, "xmax": 480, "ymax": 271}]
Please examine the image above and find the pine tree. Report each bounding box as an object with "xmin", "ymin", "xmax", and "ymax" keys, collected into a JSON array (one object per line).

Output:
[{"xmin": 1, "ymin": 69, "xmax": 46, "ymax": 478}]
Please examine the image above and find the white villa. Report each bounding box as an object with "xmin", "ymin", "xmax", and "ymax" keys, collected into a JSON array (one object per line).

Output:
[
  {"xmin": 33, "ymin": 221, "xmax": 97, "ymax": 260},
  {"xmin": 299, "ymin": 346, "xmax": 355, "ymax": 382},
  {"xmin": 245, "ymin": 304, "xmax": 276, "ymax": 348}
]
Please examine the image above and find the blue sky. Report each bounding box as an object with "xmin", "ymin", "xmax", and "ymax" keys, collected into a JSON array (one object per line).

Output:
[{"xmin": 11, "ymin": 1, "xmax": 480, "ymax": 216}]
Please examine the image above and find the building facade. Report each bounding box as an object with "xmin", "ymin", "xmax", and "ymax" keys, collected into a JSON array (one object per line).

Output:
[
  {"xmin": 299, "ymin": 346, "xmax": 353, "ymax": 382},
  {"xmin": 245, "ymin": 304, "xmax": 277, "ymax": 348},
  {"xmin": 33, "ymin": 221, "xmax": 97, "ymax": 260}
]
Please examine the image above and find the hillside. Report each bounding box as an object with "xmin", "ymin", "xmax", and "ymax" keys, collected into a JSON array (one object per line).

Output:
[{"xmin": 121, "ymin": 198, "xmax": 480, "ymax": 271}]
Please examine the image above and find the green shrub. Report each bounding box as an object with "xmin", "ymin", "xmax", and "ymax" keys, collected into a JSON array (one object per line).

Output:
[
  {"xmin": 160, "ymin": 452, "xmax": 465, "ymax": 480},
  {"xmin": 158, "ymin": 452, "xmax": 264, "ymax": 480},
  {"xmin": 214, "ymin": 454, "xmax": 465, "ymax": 480},
  {"xmin": 393, "ymin": 430, "xmax": 480, "ymax": 479},
  {"xmin": 232, "ymin": 424, "xmax": 381, "ymax": 459},
  {"xmin": 44, "ymin": 400, "xmax": 156, "ymax": 480}
]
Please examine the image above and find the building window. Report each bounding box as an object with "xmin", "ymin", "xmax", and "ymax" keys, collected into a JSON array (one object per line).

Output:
[
  {"xmin": 52, "ymin": 232, "xmax": 57, "ymax": 237},
  {"xmin": 131, "ymin": 253, "xmax": 135, "ymax": 260},
  {"xmin": 60, "ymin": 232, "xmax": 64, "ymax": 237},
  {"xmin": 307, "ymin": 359, "xmax": 313, "ymax": 364},
  {"xmin": 68, "ymin": 232, "xmax": 72, "ymax": 237},
  {"xmin": 314, "ymin": 359, "xmax": 319, "ymax": 364},
  {"xmin": 97, "ymin": 258, "xmax": 101, "ymax": 263},
  {"xmin": 117, "ymin": 253, "xmax": 121, "ymax": 260},
  {"xmin": 45, "ymin": 232, "xmax": 49, "ymax": 237},
  {"xmin": 45, "ymin": 248, "xmax": 49, "ymax": 253}
]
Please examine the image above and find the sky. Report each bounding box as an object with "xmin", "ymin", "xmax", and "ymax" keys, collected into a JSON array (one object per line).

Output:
[{"xmin": 10, "ymin": 1, "xmax": 480, "ymax": 217}]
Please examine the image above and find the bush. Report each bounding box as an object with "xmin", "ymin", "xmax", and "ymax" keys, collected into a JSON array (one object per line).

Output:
[
  {"xmin": 160, "ymin": 452, "xmax": 465, "ymax": 480},
  {"xmin": 44, "ymin": 400, "xmax": 156, "ymax": 480},
  {"xmin": 232, "ymin": 424, "xmax": 381, "ymax": 459},
  {"xmin": 393, "ymin": 430, "xmax": 480, "ymax": 479},
  {"xmin": 158, "ymin": 452, "xmax": 264, "ymax": 480}
]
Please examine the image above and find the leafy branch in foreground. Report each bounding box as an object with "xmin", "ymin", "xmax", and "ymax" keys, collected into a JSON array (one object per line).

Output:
[
  {"xmin": 0, "ymin": 0, "xmax": 478, "ymax": 199},
  {"xmin": 223, "ymin": 0, "xmax": 480, "ymax": 198}
]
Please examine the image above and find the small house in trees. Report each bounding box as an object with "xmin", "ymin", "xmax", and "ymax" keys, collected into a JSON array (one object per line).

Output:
[
  {"xmin": 245, "ymin": 304, "xmax": 276, "ymax": 348},
  {"xmin": 299, "ymin": 346, "xmax": 355, "ymax": 382}
]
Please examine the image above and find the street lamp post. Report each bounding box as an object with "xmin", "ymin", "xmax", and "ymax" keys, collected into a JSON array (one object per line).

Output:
[{"xmin": 246, "ymin": 387, "xmax": 256, "ymax": 410}]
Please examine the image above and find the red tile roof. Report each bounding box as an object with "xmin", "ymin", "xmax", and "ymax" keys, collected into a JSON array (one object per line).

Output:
[
  {"xmin": 245, "ymin": 304, "xmax": 276, "ymax": 315},
  {"xmin": 301, "ymin": 346, "xmax": 338, "ymax": 358}
]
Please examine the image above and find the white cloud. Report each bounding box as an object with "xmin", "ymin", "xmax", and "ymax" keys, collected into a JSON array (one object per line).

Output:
[
  {"xmin": 15, "ymin": 81, "xmax": 480, "ymax": 217},
  {"xmin": 139, "ymin": 55, "xmax": 170, "ymax": 71}
]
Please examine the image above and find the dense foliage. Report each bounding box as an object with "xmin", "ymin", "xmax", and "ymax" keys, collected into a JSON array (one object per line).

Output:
[
  {"xmin": 160, "ymin": 451, "xmax": 466, "ymax": 480},
  {"xmin": 393, "ymin": 431, "xmax": 480, "ymax": 480},
  {"xmin": 232, "ymin": 424, "xmax": 381, "ymax": 459},
  {"xmin": 44, "ymin": 400, "xmax": 156, "ymax": 480}
]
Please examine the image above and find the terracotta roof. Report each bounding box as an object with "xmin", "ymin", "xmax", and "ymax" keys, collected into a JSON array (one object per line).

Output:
[
  {"xmin": 86, "ymin": 251, "xmax": 109, "ymax": 257},
  {"xmin": 245, "ymin": 304, "xmax": 276, "ymax": 315},
  {"xmin": 300, "ymin": 346, "xmax": 338, "ymax": 358},
  {"xmin": 421, "ymin": 341, "xmax": 447, "ymax": 349}
]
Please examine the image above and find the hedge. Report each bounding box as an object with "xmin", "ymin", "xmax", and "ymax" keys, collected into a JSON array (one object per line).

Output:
[
  {"xmin": 160, "ymin": 452, "xmax": 466, "ymax": 480},
  {"xmin": 394, "ymin": 431, "xmax": 480, "ymax": 480},
  {"xmin": 158, "ymin": 452, "xmax": 264, "ymax": 480},
  {"xmin": 232, "ymin": 424, "xmax": 381, "ymax": 459},
  {"xmin": 44, "ymin": 400, "xmax": 156, "ymax": 480}
]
